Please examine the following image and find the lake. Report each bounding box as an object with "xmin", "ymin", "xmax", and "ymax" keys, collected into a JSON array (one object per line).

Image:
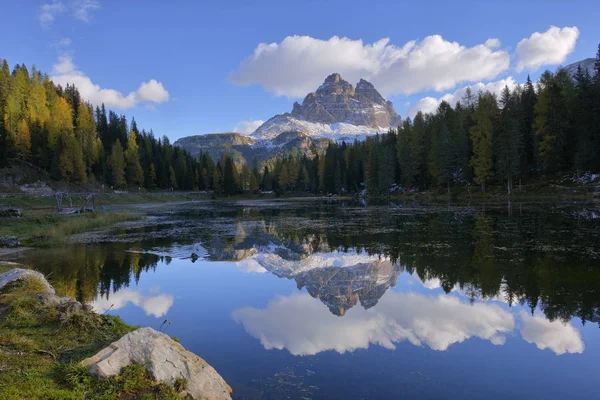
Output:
[{"xmin": 11, "ymin": 200, "xmax": 600, "ymax": 399}]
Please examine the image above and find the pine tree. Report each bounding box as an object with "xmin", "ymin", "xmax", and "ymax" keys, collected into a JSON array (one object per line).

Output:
[
  {"xmin": 495, "ymin": 86, "xmax": 523, "ymax": 194},
  {"xmin": 148, "ymin": 163, "xmax": 156, "ymax": 190},
  {"xmin": 397, "ymin": 118, "xmax": 414, "ymax": 188},
  {"xmin": 169, "ymin": 166, "xmax": 178, "ymax": 189},
  {"xmin": 521, "ymin": 76, "xmax": 537, "ymax": 175},
  {"xmin": 223, "ymin": 156, "xmax": 237, "ymax": 195},
  {"xmin": 470, "ymin": 92, "xmax": 497, "ymax": 192},
  {"xmin": 108, "ymin": 139, "xmax": 126, "ymax": 188}
]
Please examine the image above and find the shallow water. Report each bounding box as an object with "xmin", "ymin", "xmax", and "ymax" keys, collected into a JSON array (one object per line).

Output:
[{"xmin": 13, "ymin": 200, "xmax": 600, "ymax": 399}]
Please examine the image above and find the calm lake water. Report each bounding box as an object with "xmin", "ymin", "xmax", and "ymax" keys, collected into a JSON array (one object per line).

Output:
[{"xmin": 12, "ymin": 200, "xmax": 600, "ymax": 399}]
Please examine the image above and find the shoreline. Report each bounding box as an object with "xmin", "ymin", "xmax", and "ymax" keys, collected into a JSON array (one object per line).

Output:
[{"xmin": 0, "ymin": 266, "xmax": 232, "ymax": 400}]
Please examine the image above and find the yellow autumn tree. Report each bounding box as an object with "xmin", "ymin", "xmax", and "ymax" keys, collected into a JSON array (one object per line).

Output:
[
  {"xmin": 15, "ymin": 119, "xmax": 31, "ymax": 155},
  {"xmin": 124, "ymin": 130, "xmax": 144, "ymax": 186},
  {"xmin": 27, "ymin": 78, "xmax": 50, "ymax": 125},
  {"xmin": 48, "ymin": 97, "xmax": 74, "ymax": 150},
  {"xmin": 3, "ymin": 94, "xmax": 18, "ymax": 144},
  {"xmin": 75, "ymin": 102, "xmax": 101, "ymax": 174},
  {"xmin": 48, "ymin": 97, "xmax": 86, "ymax": 182}
]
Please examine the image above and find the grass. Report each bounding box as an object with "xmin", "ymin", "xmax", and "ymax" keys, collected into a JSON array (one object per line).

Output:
[
  {"xmin": 1, "ymin": 192, "xmax": 209, "ymax": 211},
  {"xmin": 0, "ymin": 211, "xmax": 142, "ymax": 247},
  {"xmin": 0, "ymin": 274, "xmax": 186, "ymax": 400}
]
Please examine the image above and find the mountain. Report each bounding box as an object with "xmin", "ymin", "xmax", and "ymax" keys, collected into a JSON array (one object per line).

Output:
[
  {"xmin": 203, "ymin": 228, "xmax": 402, "ymax": 316},
  {"xmin": 251, "ymin": 73, "xmax": 401, "ymax": 141},
  {"xmin": 564, "ymin": 58, "xmax": 596, "ymax": 78},
  {"xmin": 175, "ymin": 131, "xmax": 330, "ymax": 168},
  {"xmin": 174, "ymin": 73, "xmax": 400, "ymax": 164}
]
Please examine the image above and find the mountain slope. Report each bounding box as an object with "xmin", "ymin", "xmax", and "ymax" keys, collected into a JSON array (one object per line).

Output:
[{"xmin": 563, "ymin": 58, "xmax": 596, "ymax": 78}]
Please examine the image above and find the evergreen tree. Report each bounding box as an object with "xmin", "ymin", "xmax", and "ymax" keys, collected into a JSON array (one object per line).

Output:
[
  {"xmin": 223, "ymin": 155, "xmax": 237, "ymax": 195},
  {"xmin": 108, "ymin": 139, "xmax": 126, "ymax": 188},
  {"xmin": 169, "ymin": 165, "xmax": 178, "ymax": 189},
  {"xmin": 495, "ymin": 86, "xmax": 523, "ymax": 194},
  {"xmin": 470, "ymin": 92, "xmax": 497, "ymax": 192}
]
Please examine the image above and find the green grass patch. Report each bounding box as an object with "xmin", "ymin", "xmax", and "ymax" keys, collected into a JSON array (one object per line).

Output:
[
  {"xmin": 0, "ymin": 274, "xmax": 186, "ymax": 400},
  {"xmin": 0, "ymin": 211, "xmax": 142, "ymax": 247}
]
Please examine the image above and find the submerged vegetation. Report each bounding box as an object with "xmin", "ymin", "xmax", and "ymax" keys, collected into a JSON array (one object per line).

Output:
[{"xmin": 0, "ymin": 271, "xmax": 186, "ymax": 400}]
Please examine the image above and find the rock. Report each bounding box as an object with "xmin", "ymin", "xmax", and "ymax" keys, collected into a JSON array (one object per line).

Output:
[
  {"xmin": 81, "ymin": 327, "xmax": 232, "ymax": 400},
  {"xmin": 289, "ymin": 73, "xmax": 401, "ymax": 128},
  {"xmin": 37, "ymin": 293, "xmax": 85, "ymax": 313},
  {"xmin": 0, "ymin": 236, "xmax": 21, "ymax": 247},
  {"xmin": 0, "ymin": 268, "xmax": 55, "ymax": 294},
  {"xmin": 0, "ymin": 268, "xmax": 90, "ymax": 313}
]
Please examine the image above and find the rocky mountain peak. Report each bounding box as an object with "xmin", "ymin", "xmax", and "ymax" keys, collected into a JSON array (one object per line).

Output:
[
  {"xmin": 289, "ymin": 73, "xmax": 400, "ymax": 129},
  {"xmin": 324, "ymin": 72, "xmax": 342, "ymax": 84}
]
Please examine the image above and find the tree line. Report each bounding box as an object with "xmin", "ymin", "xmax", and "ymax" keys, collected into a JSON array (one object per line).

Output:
[
  {"xmin": 2, "ymin": 46, "xmax": 600, "ymax": 195},
  {"xmin": 0, "ymin": 58, "xmax": 216, "ymax": 191},
  {"xmin": 255, "ymin": 46, "xmax": 600, "ymax": 196}
]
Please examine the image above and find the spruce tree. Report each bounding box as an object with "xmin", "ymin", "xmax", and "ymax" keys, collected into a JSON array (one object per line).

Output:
[{"xmin": 108, "ymin": 139, "xmax": 126, "ymax": 189}]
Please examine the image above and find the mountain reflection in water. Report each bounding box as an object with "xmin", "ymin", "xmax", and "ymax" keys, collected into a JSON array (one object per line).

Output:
[{"xmin": 10, "ymin": 201, "xmax": 600, "ymax": 399}]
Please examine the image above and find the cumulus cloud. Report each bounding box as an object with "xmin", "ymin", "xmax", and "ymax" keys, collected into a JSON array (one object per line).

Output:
[
  {"xmin": 519, "ymin": 311, "xmax": 584, "ymax": 355},
  {"xmin": 50, "ymin": 56, "xmax": 170, "ymax": 109},
  {"xmin": 39, "ymin": 1, "xmax": 66, "ymax": 25},
  {"xmin": 72, "ymin": 0, "xmax": 100, "ymax": 22},
  {"xmin": 233, "ymin": 120, "xmax": 265, "ymax": 135},
  {"xmin": 407, "ymin": 77, "xmax": 517, "ymax": 117},
  {"xmin": 92, "ymin": 289, "xmax": 174, "ymax": 318},
  {"xmin": 232, "ymin": 292, "xmax": 514, "ymax": 356},
  {"xmin": 516, "ymin": 26, "xmax": 579, "ymax": 72},
  {"xmin": 231, "ymin": 35, "xmax": 510, "ymax": 98}
]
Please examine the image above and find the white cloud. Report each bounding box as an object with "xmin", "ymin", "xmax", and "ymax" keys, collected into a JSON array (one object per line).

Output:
[
  {"xmin": 407, "ymin": 77, "xmax": 517, "ymax": 117},
  {"xmin": 484, "ymin": 38, "xmax": 501, "ymax": 49},
  {"xmin": 72, "ymin": 0, "xmax": 100, "ymax": 22},
  {"xmin": 92, "ymin": 288, "xmax": 174, "ymax": 318},
  {"xmin": 39, "ymin": 1, "xmax": 66, "ymax": 25},
  {"xmin": 233, "ymin": 120, "xmax": 265, "ymax": 135},
  {"xmin": 231, "ymin": 35, "xmax": 510, "ymax": 98},
  {"xmin": 234, "ymin": 259, "xmax": 267, "ymax": 274},
  {"xmin": 233, "ymin": 292, "xmax": 514, "ymax": 356},
  {"xmin": 51, "ymin": 56, "xmax": 170, "ymax": 109},
  {"xmin": 516, "ymin": 26, "xmax": 579, "ymax": 72},
  {"xmin": 136, "ymin": 80, "xmax": 170, "ymax": 103},
  {"xmin": 519, "ymin": 311, "xmax": 584, "ymax": 355}
]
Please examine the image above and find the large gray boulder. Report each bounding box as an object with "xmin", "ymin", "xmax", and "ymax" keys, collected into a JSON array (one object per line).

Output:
[
  {"xmin": 0, "ymin": 268, "xmax": 55, "ymax": 294},
  {"xmin": 80, "ymin": 327, "xmax": 232, "ymax": 400},
  {"xmin": 0, "ymin": 268, "xmax": 89, "ymax": 312}
]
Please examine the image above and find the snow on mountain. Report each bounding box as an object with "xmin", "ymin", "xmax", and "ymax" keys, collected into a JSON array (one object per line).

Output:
[
  {"xmin": 250, "ymin": 73, "xmax": 400, "ymax": 142},
  {"xmin": 250, "ymin": 113, "xmax": 386, "ymax": 142}
]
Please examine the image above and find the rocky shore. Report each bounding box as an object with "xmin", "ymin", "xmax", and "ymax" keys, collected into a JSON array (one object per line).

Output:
[{"xmin": 0, "ymin": 267, "xmax": 232, "ymax": 400}]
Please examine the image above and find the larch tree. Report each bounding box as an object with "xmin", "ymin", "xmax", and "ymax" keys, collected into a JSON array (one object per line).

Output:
[
  {"xmin": 125, "ymin": 129, "xmax": 144, "ymax": 186},
  {"xmin": 75, "ymin": 102, "xmax": 101, "ymax": 175},
  {"xmin": 15, "ymin": 119, "xmax": 31, "ymax": 155}
]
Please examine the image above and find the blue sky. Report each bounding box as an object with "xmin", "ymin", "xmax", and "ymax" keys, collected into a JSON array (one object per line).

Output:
[{"xmin": 1, "ymin": 1, "xmax": 599, "ymax": 140}]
